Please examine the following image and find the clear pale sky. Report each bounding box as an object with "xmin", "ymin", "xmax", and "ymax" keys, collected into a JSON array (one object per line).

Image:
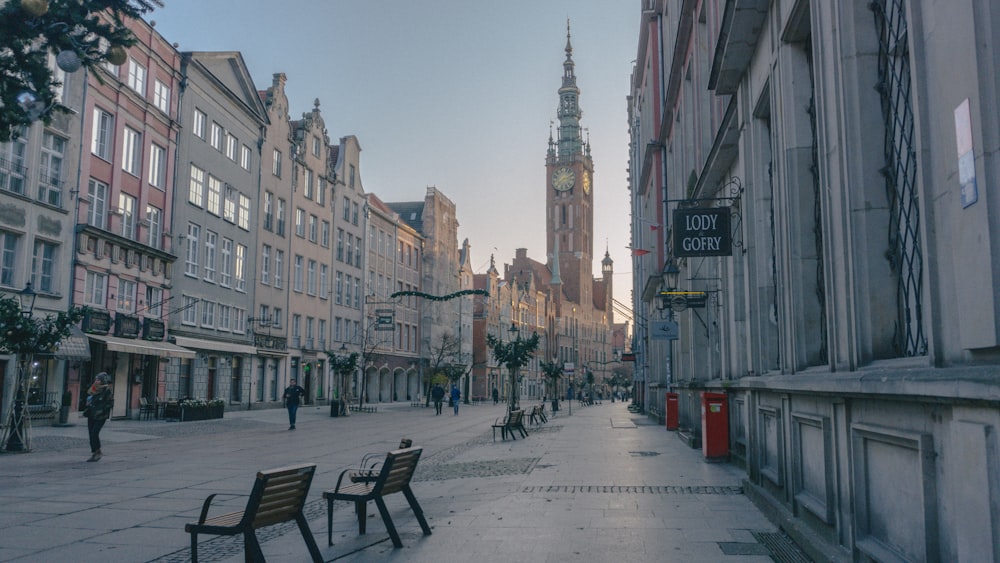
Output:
[{"xmin": 151, "ymin": 1, "xmax": 638, "ymax": 311}]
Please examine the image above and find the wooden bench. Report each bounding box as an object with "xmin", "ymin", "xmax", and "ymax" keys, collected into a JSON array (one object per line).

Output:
[
  {"xmin": 323, "ymin": 447, "xmax": 431, "ymax": 548},
  {"xmin": 185, "ymin": 463, "xmax": 322, "ymax": 563},
  {"xmin": 349, "ymin": 438, "xmax": 413, "ymax": 484},
  {"xmin": 492, "ymin": 409, "xmax": 528, "ymax": 441},
  {"xmin": 528, "ymin": 404, "xmax": 548, "ymax": 425}
]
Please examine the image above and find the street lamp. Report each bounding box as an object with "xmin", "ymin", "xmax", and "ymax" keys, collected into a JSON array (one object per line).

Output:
[{"xmin": 19, "ymin": 282, "xmax": 37, "ymax": 317}]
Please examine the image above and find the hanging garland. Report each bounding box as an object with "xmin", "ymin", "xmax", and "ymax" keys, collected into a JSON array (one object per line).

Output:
[{"xmin": 390, "ymin": 289, "xmax": 489, "ymax": 301}]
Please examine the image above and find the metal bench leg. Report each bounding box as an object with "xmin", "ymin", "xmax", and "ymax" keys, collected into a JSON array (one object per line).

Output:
[
  {"xmin": 403, "ymin": 486, "xmax": 432, "ymax": 536},
  {"xmin": 327, "ymin": 497, "xmax": 334, "ymax": 546},
  {"xmin": 190, "ymin": 533, "xmax": 199, "ymax": 563},
  {"xmin": 245, "ymin": 530, "xmax": 265, "ymax": 562},
  {"xmin": 295, "ymin": 512, "xmax": 324, "ymax": 562},
  {"xmin": 356, "ymin": 500, "xmax": 368, "ymax": 534},
  {"xmin": 374, "ymin": 496, "xmax": 402, "ymax": 548}
]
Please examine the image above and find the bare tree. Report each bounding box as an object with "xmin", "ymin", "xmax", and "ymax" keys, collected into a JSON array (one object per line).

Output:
[{"xmin": 423, "ymin": 331, "xmax": 461, "ymax": 406}]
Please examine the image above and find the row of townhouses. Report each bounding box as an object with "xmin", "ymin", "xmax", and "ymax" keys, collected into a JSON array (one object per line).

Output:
[
  {"xmin": 628, "ymin": 0, "xmax": 1000, "ymax": 560},
  {"xmin": 2, "ymin": 15, "xmax": 622, "ymax": 428}
]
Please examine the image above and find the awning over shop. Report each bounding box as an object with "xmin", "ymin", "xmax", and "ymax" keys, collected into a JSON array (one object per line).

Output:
[
  {"xmin": 171, "ymin": 336, "xmax": 258, "ymax": 356},
  {"xmin": 88, "ymin": 334, "xmax": 196, "ymax": 359},
  {"xmin": 52, "ymin": 326, "xmax": 92, "ymax": 361}
]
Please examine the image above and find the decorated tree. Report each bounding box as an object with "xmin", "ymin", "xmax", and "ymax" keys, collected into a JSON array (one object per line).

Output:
[
  {"xmin": 0, "ymin": 0, "xmax": 163, "ymax": 141},
  {"xmin": 486, "ymin": 329, "xmax": 539, "ymax": 412},
  {"xmin": 327, "ymin": 350, "xmax": 358, "ymax": 415},
  {"xmin": 0, "ymin": 291, "xmax": 87, "ymax": 452},
  {"xmin": 540, "ymin": 360, "xmax": 563, "ymax": 411}
]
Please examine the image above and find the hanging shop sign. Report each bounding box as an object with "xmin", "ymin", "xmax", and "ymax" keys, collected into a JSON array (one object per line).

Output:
[
  {"xmin": 673, "ymin": 207, "xmax": 732, "ymax": 257},
  {"xmin": 83, "ymin": 310, "xmax": 112, "ymax": 335},
  {"xmin": 114, "ymin": 314, "xmax": 141, "ymax": 338},
  {"xmin": 143, "ymin": 318, "xmax": 165, "ymax": 341}
]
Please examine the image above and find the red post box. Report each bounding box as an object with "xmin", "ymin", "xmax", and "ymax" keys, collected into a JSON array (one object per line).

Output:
[
  {"xmin": 701, "ymin": 392, "xmax": 729, "ymax": 461},
  {"xmin": 665, "ymin": 393, "xmax": 679, "ymax": 430}
]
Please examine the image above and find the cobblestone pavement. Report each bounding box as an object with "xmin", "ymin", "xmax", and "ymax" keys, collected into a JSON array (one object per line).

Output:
[{"xmin": 0, "ymin": 401, "xmax": 811, "ymax": 562}]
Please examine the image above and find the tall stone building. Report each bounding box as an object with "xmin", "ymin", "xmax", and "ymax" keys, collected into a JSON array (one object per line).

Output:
[
  {"xmin": 629, "ymin": 1, "xmax": 1000, "ymax": 560},
  {"xmin": 168, "ymin": 51, "xmax": 267, "ymax": 405}
]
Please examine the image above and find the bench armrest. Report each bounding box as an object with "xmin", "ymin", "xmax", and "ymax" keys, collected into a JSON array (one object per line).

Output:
[
  {"xmin": 197, "ymin": 493, "xmax": 218, "ymax": 524},
  {"xmin": 335, "ymin": 467, "xmax": 365, "ymax": 491}
]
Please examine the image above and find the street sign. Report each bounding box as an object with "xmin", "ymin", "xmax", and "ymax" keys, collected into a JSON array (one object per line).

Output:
[
  {"xmin": 375, "ymin": 312, "xmax": 394, "ymax": 330},
  {"xmin": 651, "ymin": 320, "xmax": 679, "ymax": 340}
]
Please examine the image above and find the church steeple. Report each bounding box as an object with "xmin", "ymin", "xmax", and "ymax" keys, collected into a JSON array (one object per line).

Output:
[{"xmin": 557, "ymin": 19, "xmax": 583, "ymax": 159}]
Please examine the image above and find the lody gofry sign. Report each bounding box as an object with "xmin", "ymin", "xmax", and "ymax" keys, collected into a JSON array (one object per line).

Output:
[{"xmin": 673, "ymin": 207, "xmax": 732, "ymax": 257}]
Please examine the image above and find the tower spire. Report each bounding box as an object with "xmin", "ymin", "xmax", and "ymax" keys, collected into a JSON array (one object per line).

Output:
[{"xmin": 557, "ymin": 19, "xmax": 582, "ymax": 158}]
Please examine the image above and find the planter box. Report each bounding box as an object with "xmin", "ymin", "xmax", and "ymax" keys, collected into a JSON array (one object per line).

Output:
[{"xmin": 179, "ymin": 405, "xmax": 224, "ymax": 422}]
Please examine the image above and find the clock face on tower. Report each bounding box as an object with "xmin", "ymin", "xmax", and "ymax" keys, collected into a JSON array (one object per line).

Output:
[
  {"xmin": 582, "ymin": 170, "xmax": 591, "ymax": 194},
  {"xmin": 552, "ymin": 166, "xmax": 575, "ymax": 191}
]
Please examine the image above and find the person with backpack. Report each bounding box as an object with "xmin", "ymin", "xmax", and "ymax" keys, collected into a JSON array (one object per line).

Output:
[
  {"xmin": 450, "ymin": 384, "xmax": 461, "ymax": 415},
  {"xmin": 84, "ymin": 372, "xmax": 113, "ymax": 462}
]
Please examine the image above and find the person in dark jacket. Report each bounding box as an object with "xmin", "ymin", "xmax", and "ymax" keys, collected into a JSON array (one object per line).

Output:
[
  {"xmin": 450, "ymin": 384, "xmax": 461, "ymax": 415},
  {"xmin": 85, "ymin": 372, "xmax": 113, "ymax": 462},
  {"xmin": 431, "ymin": 384, "xmax": 445, "ymax": 415},
  {"xmin": 282, "ymin": 378, "xmax": 306, "ymax": 430}
]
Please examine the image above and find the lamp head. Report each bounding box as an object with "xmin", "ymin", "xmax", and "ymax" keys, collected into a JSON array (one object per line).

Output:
[
  {"xmin": 19, "ymin": 282, "xmax": 36, "ymax": 315},
  {"xmin": 663, "ymin": 260, "xmax": 680, "ymax": 291}
]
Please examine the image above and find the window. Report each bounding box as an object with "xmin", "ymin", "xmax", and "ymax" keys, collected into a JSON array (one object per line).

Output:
[
  {"xmin": 233, "ymin": 307, "xmax": 245, "ymax": 334},
  {"xmin": 153, "ymin": 80, "xmax": 170, "ymax": 113},
  {"xmin": 201, "ymin": 300, "xmax": 216, "ymax": 327},
  {"xmin": 31, "ymin": 240, "xmax": 56, "ymax": 293},
  {"xmin": 182, "ymin": 295, "xmax": 198, "ymax": 325},
  {"xmin": 321, "ymin": 221, "xmax": 330, "ymax": 247},
  {"xmin": 260, "ymin": 245, "xmax": 271, "ymax": 285},
  {"xmin": 295, "ymin": 208, "xmax": 305, "ymax": 237},
  {"xmin": 238, "ymin": 194, "xmax": 250, "ymax": 230},
  {"xmin": 204, "ymin": 230, "xmax": 217, "ymax": 282},
  {"xmin": 272, "ymin": 149, "xmax": 282, "ymax": 177},
  {"xmin": 307, "ymin": 260, "xmax": 317, "ymax": 295},
  {"xmin": 122, "ymin": 126, "xmax": 141, "ymax": 176},
  {"xmin": 210, "ymin": 122, "xmax": 223, "ymax": 151},
  {"xmin": 312, "ymin": 136, "xmax": 321, "ymax": 157},
  {"xmin": 0, "ymin": 231, "xmax": 18, "ymax": 287},
  {"xmin": 352, "ymin": 202, "xmax": 359, "ymax": 225},
  {"xmin": 274, "ymin": 250, "xmax": 284, "ymax": 288},
  {"xmin": 235, "ymin": 244, "xmax": 247, "ymax": 291},
  {"xmin": 207, "ymin": 175, "xmax": 221, "ymax": 215},
  {"xmin": 319, "ymin": 319, "xmax": 326, "ymax": 348},
  {"xmin": 220, "ymin": 238, "xmax": 233, "ymax": 287},
  {"xmin": 276, "ymin": 199, "xmax": 286, "ymax": 236},
  {"xmin": 127, "ymin": 59, "xmax": 146, "ymax": 96},
  {"xmin": 193, "ymin": 109, "xmax": 206, "ymax": 139},
  {"xmin": 334, "ymin": 317, "xmax": 342, "ymax": 341},
  {"xmin": 146, "ymin": 205, "xmax": 162, "ymax": 250},
  {"xmin": 0, "ymin": 132, "xmax": 27, "ymax": 194},
  {"xmin": 84, "ymin": 271, "xmax": 107, "ymax": 307},
  {"xmin": 146, "ymin": 286, "xmax": 162, "ymax": 317},
  {"xmin": 308, "ymin": 215, "xmax": 317, "ymax": 242},
  {"xmin": 293, "ymin": 255, "xmax": 303, "ymax": 292},
  {"xmin": 87, "ymin": 178, "xmax": 108, "ymax": 228},
  {"xmin": 318, "ymin": 178, "xmax": 326, "ymax": 206},
  {"xmin": 292, "ymin": 314, "xmax": 301, "ymax": 341},
  {"xmin": 148, "ymin": 143, "xmax": 166, "ymax": 189},
  {"xmin": 116, "ymin": 278, "xmax": 136, "ymax": 313},
  {"xmin": 218, "ymin": 304, "xmax": 231, "ymax": 331},
  {"xmin": 188, "ymin": 165, "xmax": 204, "ymax": 206},
  {"xmin": 263, "ymin": 192, "xmax": 274, "ymax": 231},
  {"xmin": 320, "ymin": 264, "xmax": 328, "ymax": 300},
  {"xmin": 119, "ymin": 193, "xmax": 137, "ymax": 240},
  {"xmin": 225, "ymin": 133, "xmax": 237, "ymax": 161},
  {"xmin": 345, "ymin": 234, "xmax": 353, "ymax": 266},
  {"xmin": 91, "ymin": 108, "xmax": 114, "ymax": 160},
  {"xmin": 336, "ymin": 229, "xmax": 344, "ymax": 261},
  {"xmin": 335, "ymin": 272, "xmax": 343, "ymax": 304},
  {"xmin": 38, "ymin": 132, "xmax": 64, "ymax": 206},
  {"xmin": 272, "ymin": 307, "xmax": 282, "ymax": 328},
  {"xmin": 224, "ymin": 186, "xmax": 236, "ymax": 223},
  {"xmin": 185, "ymin": 223, "xmax": 200, "ymax": 276},
  {"xmin": 354, "ymin": 236, "xmax": 362, "ymax": 266},
  {"xmin": 349, "ymin": 164, "xmax": 355, "ymax": 188},
  {"xmin": 240, "ymin": 144, "xmax": 251, "ymax": 171},
  {"xmin": 354, "ymin": 278, "xmax": 361, "ymax": 308},
  {"xmin": 342, "ymin": 197, "xmax": 350, "ymax": 221},
  {"xmin": 345, "ymin": 274, "xmax": 352, "ymax": 305}
]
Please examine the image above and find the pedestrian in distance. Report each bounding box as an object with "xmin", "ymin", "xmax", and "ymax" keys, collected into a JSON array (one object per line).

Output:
[
  {"xmin": 492, "ymin": 386, "xmax": 499, "ymax": 405},
  {"xmin": 84, "ymin": 372, "xmax": 113, "ymax": 462},
  {"xmin": 283, "ymin": 378, "xmax": 306, "ymax": 430},
  {"xmin": 451, "ymin": 384, "xmax": 461, "ymax": 415},
  {"xmin": 431, "ymin": 383, "xmax": 445, "ymax": 415}
]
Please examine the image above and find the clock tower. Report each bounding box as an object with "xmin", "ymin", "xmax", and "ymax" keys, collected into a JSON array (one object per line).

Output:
[{"xmin": 546, "ymin": 20, "xmax": 594, "ymax": 307}]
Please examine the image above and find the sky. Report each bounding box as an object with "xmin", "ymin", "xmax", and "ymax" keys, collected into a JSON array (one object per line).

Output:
[{"xmin": 150, "ymin": 1, "xmax": 639, "ymax": 311}]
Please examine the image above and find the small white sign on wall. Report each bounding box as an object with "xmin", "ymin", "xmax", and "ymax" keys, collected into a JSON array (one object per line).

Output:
[{"xmin": 954, "ymin": 98, "xmax": 978, "ymax": 208}]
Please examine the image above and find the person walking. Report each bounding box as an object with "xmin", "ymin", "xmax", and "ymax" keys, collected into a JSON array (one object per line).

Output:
[
  {"xmin": 84, "ymin": 372, "xmax": 113, "ymax": 462},
  {"xmin": 283, "ymin": 378, "xmax": 306, "ymax": 430},
  {"xmin": 492, "ymin": 386, "xmax": 499, "ymax": 405},
  {"xmin": 431, "ymin": 383, "xmax": 445, "ymax": 415},
  {"xmin": 451, "ymin": 384, "xmax": 461, "ymax": 415}
]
